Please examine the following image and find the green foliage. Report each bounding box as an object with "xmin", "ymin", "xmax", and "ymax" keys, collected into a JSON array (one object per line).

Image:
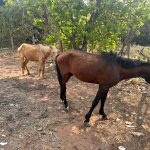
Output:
[
  {"xmin": 133, "ymin": 21, "xmax": 150, "ymax": 46},
  {"xmin": 0, "ymin": 0, "xmax": 150, "ymax": 52}
]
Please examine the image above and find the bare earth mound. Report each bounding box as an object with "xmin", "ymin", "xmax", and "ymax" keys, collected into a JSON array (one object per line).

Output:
[{"xmin": 0, "ymin": 51, "xmax": 149, "ymax": 150}]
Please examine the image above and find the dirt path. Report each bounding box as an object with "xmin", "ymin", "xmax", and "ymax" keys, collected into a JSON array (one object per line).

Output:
[{"xmin": 0, "ymin": 51, "xmax": 150, "ymax": 150}]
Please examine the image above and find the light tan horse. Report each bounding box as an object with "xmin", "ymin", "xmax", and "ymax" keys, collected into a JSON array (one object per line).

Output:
[{"xmin": 18, "ymin": 43, "xmax": 59, "ymax": 78}]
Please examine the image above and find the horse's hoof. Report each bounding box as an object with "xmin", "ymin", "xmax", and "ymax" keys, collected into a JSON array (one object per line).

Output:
[
  {"xmin": 84, "ymin": 122, "xmax": 90, "ymax": 127},
  {"xmin": 102, "ymin": 115, "xmax": 108, "ymax": 120},
  {"xmin": 66, "ymin": 106, "xmax": 69, "ymax": 111},
  {"xmin": 63, "ymin": 106, "xmax": 69, "ymax": 111}
]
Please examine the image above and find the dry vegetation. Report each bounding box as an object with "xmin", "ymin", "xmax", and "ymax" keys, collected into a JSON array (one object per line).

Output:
[
  {"xmin": 127, "ymin": 45, "xmax": 150, "ymax": 60},
  {"xmin": 0, "ymin": 49, "xmax": 150, "ymax": 150}
]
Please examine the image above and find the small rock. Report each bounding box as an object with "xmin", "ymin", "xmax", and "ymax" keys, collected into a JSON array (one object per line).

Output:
[
  {"xmin": 131, "ymin": 132, "xmax": 144, "ymax": 137},
  {"xmin": 80, "ymin": 96, "xmax": 85, "ymax": 100},
  {"xmin": 125, "ymin": 121, "xmax": 132, "ymax": 125},
  {"xmin": 37, "ymin": 127, "xmax": 43, "ymax": 131},
  {"xmin": 126, "ymin": 125, "xmax": 136, "ymax": 128},
  {"xmin": 116, "ymin": 118, "xmax": 120, "ymax": 122},
  {"xmin": 48, "ymin": 107, "xmax": 52, "ymax": 110},
  {"xmin": 50, "ymin": 63, "xmax": 53, "ymax": 67},
  {"xmin": 118, "ymin": 145, "xmax": 126, "ymax": 150},
  {"xmin": 15, "ymin": 104, "xmax": 19, "ymax": 108},
  {"xmin": 0, "ymin": 141, "xmax": 8, "ymax": 146},
  {"xmin": 138, "ymin": 116, "xmax": 142, "ymax": 120},
  {"xmin": 58, "ymin": 107, "xmax": 61, "ymax": 110},
  {"xmin": 71, "ymin": 126, "xmax": 80, "ymax": 134},
  {"xmin": 10, "ymin": 103, "xmax": 14, "ymax": 107}
]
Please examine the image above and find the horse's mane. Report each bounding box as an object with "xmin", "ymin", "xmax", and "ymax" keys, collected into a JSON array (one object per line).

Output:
[{"xmin": 101, "ymin": 52, "xmax": 149, "ymax": 69}]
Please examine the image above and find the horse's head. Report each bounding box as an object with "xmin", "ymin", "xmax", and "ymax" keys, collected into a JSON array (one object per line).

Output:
[
  {"xmin": 145, "ymin": 77, "xmax": 150, "ymax": 84},
  {"xmin": 49, "ymin": 45, "xmax": 60, "ymax": 60}
]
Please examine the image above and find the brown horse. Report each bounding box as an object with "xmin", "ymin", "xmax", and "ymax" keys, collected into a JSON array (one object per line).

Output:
[{"xmin": 55, "ymin": 49, "xmax": 150, "ymax": 126}]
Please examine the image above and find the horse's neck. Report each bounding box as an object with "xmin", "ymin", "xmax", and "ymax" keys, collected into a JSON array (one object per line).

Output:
[
  {"xmin": 39, "ymin": 45, "xmax": 51, "ymax": 54},
  {"xmin": 140, "ymin": 65, "xmax": 150, "ymax": 78},
  {"xmin": 120, "ymin": 65, "xmax": 150, "ymax": 80}
]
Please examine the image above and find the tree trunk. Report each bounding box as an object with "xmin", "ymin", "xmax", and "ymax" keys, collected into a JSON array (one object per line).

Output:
[
  {"xmin": 81, "ymin": 36, "xmax": 87, "ymax": 51},
  {"xmin": 10, "ymin": 36, "xmax": 14, "ymax": 50},
  {"xmin": 81, "ymin": 0, "xmax": 102, "ymax": 51},
  {"xmin": 127, "ymin": 44, "xmax": 131, "ymax": 58},
  {"xmin": 71, "ymin": 32, "xmax": 76, "ymax": 49},
  {"xmin": 32, "ymin": 35, "xmax": 35, "ymax": 44},
  {"xmin": 120, "ymin": 29, "xmax": 135, "ymax": 55},
  {"xmin": 57, "ymin": 40, "xmax": 64, "ymax": 52},
  {"xmin": 59, "ymin": 40, "xmax": 64, "ymax": 52}
]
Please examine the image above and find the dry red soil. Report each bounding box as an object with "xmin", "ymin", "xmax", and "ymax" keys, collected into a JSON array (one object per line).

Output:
[{"xmin": 0, "ymin": 51, "xmax": 149, "ymax": 150}]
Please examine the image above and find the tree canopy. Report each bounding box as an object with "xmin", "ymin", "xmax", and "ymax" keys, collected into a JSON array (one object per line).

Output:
[{"xmin": 0, "ymin": 0, "xmax": 150, "ymax": 52}]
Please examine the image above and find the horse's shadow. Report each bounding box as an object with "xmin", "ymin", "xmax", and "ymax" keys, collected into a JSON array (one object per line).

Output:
[
  {"xmin": 107, "ymin": 84, "xmax": 150, "ymax": 150},
  {"xmin": 126, "ymin": 86, "xmax": 150, "ymax": 150}
]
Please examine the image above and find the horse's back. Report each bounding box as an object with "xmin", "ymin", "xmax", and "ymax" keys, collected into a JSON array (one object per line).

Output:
[
  {"xmin": 18, "ymin": 43, "xmax": 42, "ymax": 61},
  {"xmin": 18, "ymin": 43, "xmax": 38, "ymax": 52},
  {"xmin": 57, "ymin": 49, "xmax": 120, "ymax": 84}
]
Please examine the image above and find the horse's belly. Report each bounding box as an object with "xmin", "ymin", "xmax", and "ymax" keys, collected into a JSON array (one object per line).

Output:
[
  {"xmin": 24, "ymin": 54, "xmax": 41, "ymax": 61},
  {"xmin": 74, "ymin": 73, "xmax": 99, "ymax": 83}
]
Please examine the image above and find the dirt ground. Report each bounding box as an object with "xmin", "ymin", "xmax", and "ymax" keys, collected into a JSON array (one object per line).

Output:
[{"xmin": 0, "ymin": 50, "xmax": 150, "ymax": 150}]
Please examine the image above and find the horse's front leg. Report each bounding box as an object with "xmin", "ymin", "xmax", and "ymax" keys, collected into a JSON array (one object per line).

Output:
[
  {"xmin": 41, "ymin": 61, "xmax": 45, "ymax": 78},
  {"xmin": 38, "ymin": 60, "xmax": 44, "ymax": 78},
  {"xmin": 84, "ymin": 86, "xmax": 101, "ymax": 126},
  {"xmin": 84, "ymin": 86, "xmax": 109, "ymax": 126}
]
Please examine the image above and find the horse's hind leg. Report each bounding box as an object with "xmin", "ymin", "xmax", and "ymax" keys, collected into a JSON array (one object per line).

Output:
[
  {"xmin": 24, "ymin": 59, "xmax": 30, "ymax": 75},
  {"xmin": 60, "ymin": 83, "xmax": 65, "ymax": 102},
  {"xmin": 41, "ymin": 63, "xmax": 45, "ymax": 78},
  {"xmin": 20, "ymin": 57, "xmax": 25, "ymax": 75},
  {"xmin": 61, "ymin": 73, "xmax": 72, "ymax": 109},
  {"xmin": 99, "ymin": 88, "xmax": 109, "ymax": 120},
  {"xmin": 61, "ymin": 82, "xmax": 67, "ymax": 105},
  {"xmin": 20, "ymin": 58, "xmax": 29, "ymax": 75}
]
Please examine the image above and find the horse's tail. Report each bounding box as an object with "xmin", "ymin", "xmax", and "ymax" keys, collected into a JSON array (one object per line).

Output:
[
  {"xmin": 17, "ymin": 44, "xmax": 25, "ymax": 52},
  {"xmin": 17, "ymin": 44, "xmax": 26, "ymax": 60},
  {"xmin": 55, "ymin": 54, "xmax": 63, "ymax": 85}
]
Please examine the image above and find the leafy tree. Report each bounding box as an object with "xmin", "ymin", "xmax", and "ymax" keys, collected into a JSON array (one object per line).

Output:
[
  {"xmin": 0, "ymin": 0, "xmax": 150, "ymax": 54},
  {"xmin": 133, "ymin": 21, "xmax": 150, "ymax": 46}
]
